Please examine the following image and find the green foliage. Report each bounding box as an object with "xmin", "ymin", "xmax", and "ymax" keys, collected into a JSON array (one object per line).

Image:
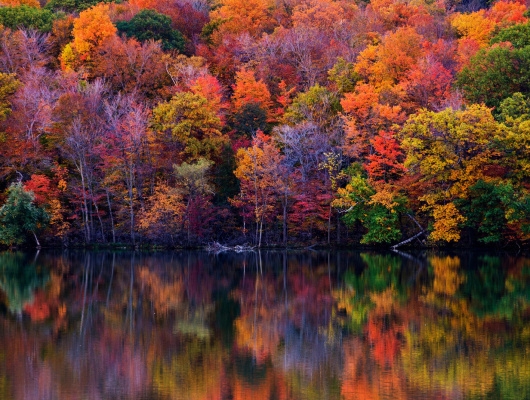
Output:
[
  {"xmin": 460, "ymin": 256, "xmax": 530, "ymax": 318},
  {"xmin": 231, "ymin": 101, "xmax": 270, "ymax": 138},
  {"xmin": 173, "ymin": 157, "xmax": 214, "ymax": 196},
  {"xmin": 285, "ymin": 84, "xmax": 341, "ymax": 126},
  {"xmin": 0, "ymin": 5, "xmax": 56, "ymax": 33},
  {"xmin": 342, "ymin": 253, "xmax": 404, "ymax": 330},
  {"xmin": 213, "ymin": 143, "xmax": 239, "ymax": 202},
  {"xmin": 491, "ymin": 21, "xmax": 530, "ymax": 49},
  {"xmin": 340, "ymin": 174, "xmax": 402, "ymax": 244},
  {"xmin": 0, "ymin": 73, "xmax": 21, "ymax": 122},
  {"xmin": 200, "ymin": 19, "xmax": 224, "ymax": 44},
  {"xmin": 328, "ymin": 57, "xmax": 360, "ymax": 94},
  {"xmin": 45, "ymin": 0, "xmax": 117, "ymax": 13},
  {"xmin": 116, "ymin": 9, "xmax": 185, "ymax": 52},
  {"xmin": 498, "ymin": 92, "xmax": 530, "ymax": 122},
  {"xmin": 457, "ymin": 180, "xmax": 514, "ymax": 243},
  {"xmin": 457, "ymin": 45, "xmax": 530, "ymax": 112},
  {"xmin": 0, "ymin": 182, "xmax": 49, "ymax": 246}
]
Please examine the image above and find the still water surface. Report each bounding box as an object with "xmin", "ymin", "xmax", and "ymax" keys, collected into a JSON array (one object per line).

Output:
[{"xmin": 0, "ymin": 250, "xmax": 529, "ymax": 399}]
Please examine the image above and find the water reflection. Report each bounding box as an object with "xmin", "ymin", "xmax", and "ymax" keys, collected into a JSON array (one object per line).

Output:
[{"xmin": 0, "ymin": 250, "xmax": 529, "ymax": 399}]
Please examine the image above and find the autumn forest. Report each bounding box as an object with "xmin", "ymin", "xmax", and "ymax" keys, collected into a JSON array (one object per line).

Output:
[{"xmin": 0, "ymin": 0, "xmax": 530, "ymax": 248}]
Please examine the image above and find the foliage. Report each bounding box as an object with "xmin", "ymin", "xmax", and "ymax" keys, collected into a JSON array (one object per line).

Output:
[
  {"xmin": 0, "ymin": 5, "xmax": 56, "ymax": 32},
  {"xmin": 0, "ymin": 183, "xmax": 49, "ymax": 246},
  {"xmin": 45, "ymin": 0, "xmax": 116, "ymax": 12},
  {"xmin": 457, "ymin": 44, "xmax": 530, "ymax": 112},
  {"xmin": 116, "ymin": 9, "xmax": 185, "ymax": 52},
  {"xmin": 0, "ymin": 73, "xmax": 21, "ymax": 122},
  {"xmin": 334, "ymin": 172, "xmax": 403, "ymax": 244},
  {"xmin": 60, "ymin": 3, "xmax": 116, "ymax": 68},
  {"xmin": 0, "ymin": 0, "xmax": 528, "ymax": 248},
  {"xmin": 0, "ymin": 252, "xmax": 48, "ymax": 314},
  {"xmin": 491, "ymin": 21, "xmax": 530, "ymax": 48},
  {"xmin": 138, "ymin": 182, "xmax": 185, "ymax": 242},
  {"xmin": 401, "ymin": 105, "xmax": 501, "ymax": 242},
  {"xmin": 151, "ymin": 92, "xmax": 227, "ymax": 160}
]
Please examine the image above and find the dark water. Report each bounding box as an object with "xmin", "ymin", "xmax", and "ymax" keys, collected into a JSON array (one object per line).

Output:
[{"xmin": 0, "ymin": 250, "xmax": 529, "ymax": 399}]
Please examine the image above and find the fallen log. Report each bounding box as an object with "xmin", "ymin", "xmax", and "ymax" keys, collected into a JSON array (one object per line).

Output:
[
  {"xmin": 206, "ymin": 242, "xmax": 255, "ymax": 253},
  {"xmin": 391, "ymin": 230, "xmax": 425, "ymax": 250}
]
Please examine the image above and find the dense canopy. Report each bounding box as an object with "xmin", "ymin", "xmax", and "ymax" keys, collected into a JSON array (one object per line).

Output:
[{"xmin": 0, "ymin": 0, "xmax": 529, "ymax": 248}]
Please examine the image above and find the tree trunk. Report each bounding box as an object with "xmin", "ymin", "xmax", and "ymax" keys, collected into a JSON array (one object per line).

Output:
[
  {"xmin": 31, "ymin": 230, "xmax": 40, "ymax": 247},
  {"xmin": 105, "ymin": 189, "xmax": 116, "ymax": 243},
  {"xmin": 327, "ymin": 204, "xmax": 332, "ymax": 246},
  {"xmin": 79, "ymin": 164, "xmax": 91, "ymax": 243}
]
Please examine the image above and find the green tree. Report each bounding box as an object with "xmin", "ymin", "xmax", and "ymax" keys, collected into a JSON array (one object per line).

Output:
[
  {"xmin": 231, "ymin": 101, "xmax": 269, "ymax": 138},
  {"xmin": 335, "ymin": 171, "xmax": 403, "ymax": 245},
  {"xmin": 0, "ymin": 182, "xmax": 49, "ymax": 247},
  {"xmin": 285, "ymin": 84, "xmax": 341, "ymax": 128},
  {"xmin": 456, "ymin": 180, "xmax": 515, "ymax": 243},
  {"xmin": 116, "ymin": 9, "xmax": 185, "ymax": 52},
  {"xmin": 457, "ymin": 45, "xmax": 530, "ymax": 112},
  {"xmin": 0, "ymin": 5, "xmax": 56, "ymax": 32},
  {"xmin": 498, "ymin": 92, "xmax": 530, "ymax": 122},
  {"xmin": 491, "ymin": 21, "xmax": 530, "ymax": 49},
  {"xmin": 45, "ymin": 0, "xmax": 116, "ymax": 12}
]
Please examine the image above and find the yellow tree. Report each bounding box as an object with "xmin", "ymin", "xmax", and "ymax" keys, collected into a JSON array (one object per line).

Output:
[
  {"xmin": 210, "ymin": 0, "xmax": 275, "ymax": 38},
  {"xmin": 151, "ymin": 92, "xmax": 228, "ymax": 162},
  {"xmin": 60, "ymin": 3, "xmax": 117, "ymax": 70},
  {"xmin": 400, "ymin": 104, "xmax": 501, "ymax": 243},
  {"xmin": 232, "ymin": 131, "xmax": 283, "ymax": 246},
  {"xmin": 137, "ymin": 182, "xmax": 185, "ymax": 244}
]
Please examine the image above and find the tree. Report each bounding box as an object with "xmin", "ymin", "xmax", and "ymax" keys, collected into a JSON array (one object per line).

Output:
[
  {"xmin": 0, "ymin": 72, "xmax": 21, "ymax": 121},
  {"xmin": 91, "ymin": 37, "xmax": 171, "ymax": 96},
  {"xmin": 365, "ymin": 131, "xmax": 406, "ymax": 183},
  {"xmin": 490, "ymin": 21, "xmax": 530, "ymax": 49},
  {"xmin": 116, "ymin": 9, "xmax": 185, "ymax": 52},
  {"xmin": 174, "ymin": 158, "xmax": 214, "ymax": 242},
  {"xmin": 0, "ymin": 5, "xmax": 55, "ymax": 32},
  {"xmin": 1, "ymin": 0, "xmax": 41, "ymax": 7},
  {"xmin": 232, "ymin": 132, "xmax": 283, "ymax": 246},
  {"xmin": 456, "ymin": 180, "xmax": 525, "ymax": 244},
  {"xmin": 341, "ymin": 83, "xmax": 405, "ymax": 158},
  {"xmin": 60, "ymin": 3, "xmax": 117, "ymax": 69},
  {"xmin": 210, "ymin": 0, "xmax": 275, "ymax": 38},
  {"xmin": 151, "ymin": 92, "xmax": 227, "ymax": 161},
  {"xmin": 137, "ymin": 182, "xmax": 185, "ymax": 244},
  {"xmin": 400, "ymin": 105, "xmax": 501, "ymax": 243},
  {"xmin": 231, "ymin": 69, "xmax": 272, "ymax": 115},
  {"xmin": 457, "ymin": 44, "xmax": 530, "ymax": 112},
  {"xmin": 45, "ymin": 0, "xmax": 114, "ymax": 12},
  {"xmin": 333, "ymin": 172, "xmax": 403, "ymax": 245},
  {"xmin": 0, "ymin": 182, "xmax": 49, "ymax": 246}
]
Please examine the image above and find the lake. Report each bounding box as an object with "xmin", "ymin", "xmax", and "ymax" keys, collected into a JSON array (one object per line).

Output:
[{"xmin": 0, "ymin": 250, "xmax": 529, "ymax": 399}]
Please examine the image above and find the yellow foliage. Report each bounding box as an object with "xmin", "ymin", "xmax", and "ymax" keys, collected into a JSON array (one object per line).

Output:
[
  {"xmin": 138, "ymin": 183, "xmax": 185, "ymax": 237},
  {"xmin": 60, "ymin": 3, "xmax": 116, "ymax": 68},
  {"xmin": 370, "ymin": 288, "xmax": 396, "ymax": 314},
  {"xmin": 430, "ymin": 203, "xmax": 466, "ymax": 242},
  {"xmin": 451, "ymin": 11, "xmax": 495, "ymax": 47},
  {"xmin": 211, "ymin": 0, "xmax": 275, "ymax": 37},
  {"xmin": 368, "ymin": 188, "xmax": 399, "ymax": 210}
]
